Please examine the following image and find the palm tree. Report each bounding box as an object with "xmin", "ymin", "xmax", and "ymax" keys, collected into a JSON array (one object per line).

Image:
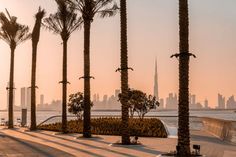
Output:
[
  {"xmin": 30, "ymin": 7, "xmax": 46, "ymax": 131},
  {"xmin": 44, "ymin": 0, "xmax": 82, "ymax": 133},
  {"xmin": 0, "ymin": 9, "xmax": 31, "ymax": 129},
  {"xmin": 171, "ymin": 0, "xmax": 195, "ymax": 155},
  {"xmin": 67, "ymin": 0, "xmax": 118, "ymax": 138},
  {"xmin": 119, "ymin": 0, "xmax": 130, "ymax": 144}
]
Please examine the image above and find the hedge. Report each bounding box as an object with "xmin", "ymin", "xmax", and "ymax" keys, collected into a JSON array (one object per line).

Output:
[{"xmin": 39, "ymin": 117, "xmax": 167, "ymax": 138}]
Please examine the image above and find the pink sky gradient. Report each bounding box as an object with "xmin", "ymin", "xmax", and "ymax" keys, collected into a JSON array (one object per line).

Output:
[{"xmin": 0, "ymin": 0, "xmax": 236, "ymax": 109}]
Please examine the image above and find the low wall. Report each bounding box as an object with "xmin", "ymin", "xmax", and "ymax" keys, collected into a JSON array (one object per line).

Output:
[{"xmin": 202, "ymin": 117, "xmax": 236, "ymax": 144}]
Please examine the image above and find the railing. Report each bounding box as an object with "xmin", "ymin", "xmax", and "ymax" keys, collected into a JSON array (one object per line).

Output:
[{"xmin": 37, "ymin": 114, "xmax": 201, "ymax": 128}]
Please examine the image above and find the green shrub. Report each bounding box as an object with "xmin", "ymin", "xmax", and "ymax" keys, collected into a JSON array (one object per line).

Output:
[{"xmin": 39, "ymin": 117, "xmax": 167, "ymax": 138}]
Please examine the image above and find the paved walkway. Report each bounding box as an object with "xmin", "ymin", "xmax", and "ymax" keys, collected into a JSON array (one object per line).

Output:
[{"xmin": 0, "ymin": 127, "xmax": 235, "ymax": 157}]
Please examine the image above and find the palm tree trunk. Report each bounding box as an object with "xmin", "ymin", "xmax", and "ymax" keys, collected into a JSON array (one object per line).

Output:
[
  {"xmin": 177, "ymin": 0, "xmax": 191, "ymax": 155},
  {"xmin": 83, "ymin": 20, "xmax": 91, "ymax": 138},
  {"xmin": 8, "ymin": 46, "xmax": 15, "ymax": 129},
  {"xmin": 30, "ymin": 42, "xmax": 37, "ymax": 131},
  {"xmin": 30, "ymin": 10, "xmax": 44, "ymax": 131},
  {"xmin": 120, "ymin": 0, "xmax": 130, "ymax": 144},
  {"xmin": 62, "ymin": 39, "xmax": 68, "ymax": 133}
]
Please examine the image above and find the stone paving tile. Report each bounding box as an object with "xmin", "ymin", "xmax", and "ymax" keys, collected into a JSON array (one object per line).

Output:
[{"xmin": 0, "ymin": 127, "xmax": 236, "ymax": 157}]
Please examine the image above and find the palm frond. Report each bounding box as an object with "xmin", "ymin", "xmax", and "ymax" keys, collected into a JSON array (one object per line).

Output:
[
  {"xmin": 0, "ymin": 32, "xmax": 11, "ymax": 45},
  {"xmin": 94, "ymin": 0, "xmax": 113, "ymax": 11},
  {"xmin": 15, "ymin": 26, "xmax": 31, "ymax": 45},
  {"xmin": 67, "ymin": 0, "xmax": 85, "ymax": 11},
  {"xmin": 0, "ymin": 9, "xmax": 31, "ymax": 47},
  {"xmin": 96, "ymin": 3, "xmax": 119, "ymax": 18},
  {"xmin": 68, "ymin": 0, "xmax": 118, "ymax": 20},
  {"xmin": 44, "ymin": 0, "xmax": 82, "ymax": 38},
  {"xmin": 0, "ymin": 12, "xmax": 10, "ymax": 25},
  {"xmin": 43, "ymin": 15, "xmax": 62, "ymax": 34},
  {"xmin": 67, "ymin": 16, "xmax": 83, "ymax": 33}
]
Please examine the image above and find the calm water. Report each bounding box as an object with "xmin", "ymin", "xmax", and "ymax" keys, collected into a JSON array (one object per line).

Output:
[{"xmin": 0, "ymin": 110, "xmax": 235, "ymax": 129}]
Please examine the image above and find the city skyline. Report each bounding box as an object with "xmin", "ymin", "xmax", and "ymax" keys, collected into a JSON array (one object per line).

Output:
[
  {"xmin": 1, "ymin": 59, "xmax": 236, "ymax": 110},
  {"xmin": 3, "ymin": 85, "xmax": 236, "ymax": 110},
  {"xmin": 1, "ymin": 58, "xmax": 236, "ymax": 110},
  {"xmin": 0, "ymin": 0, "xmax": 236, "ymax": 109},
  {"xmin": 91, "ymin": 90, "xmax": 236, "ymax": 110}
]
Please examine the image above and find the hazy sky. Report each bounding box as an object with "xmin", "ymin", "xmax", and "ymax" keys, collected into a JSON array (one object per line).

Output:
[{"xmin": 0, "ymin": 0, "xmax": 236, "ymax": 109}]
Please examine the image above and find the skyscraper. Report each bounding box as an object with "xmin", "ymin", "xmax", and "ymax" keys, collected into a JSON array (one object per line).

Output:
[
  {"xmin": 226, "ymin": 95, "xmax": 236, "ymax": 109},
  {"xmin": 21, "ymin": 87, "xmax": 27, "ymax": 109},
  {"xmin": 40, "ymin": 94, "xmax": 44, "ymax": 106},
  {"xmin": 166, "ymin": 93, "xmax": 178, "ymax": 109},
  {"xmin": 153, "ymin": 58, "xmax": 159, "ymax": 101},
  {"xmin": 217, "ymin": 93, "xmax": 225, "ymax": 109},
  {"xmin": 21, "ymin": 87, "xmax": 31, "ymax": 110},
  {"xmin": 190, "ymin": 94, "xmax": 196, "ymax": 106},
  {"xmin": 159, "ymin": 98, "xmax": 164, "ymax": 109},
  {"xmin": 27, "ymin": 88, "xmax": 31, "ymax": 110},
  {"xmin": 204, "ymin": 99, "xmax": 209, "ymax": 109}
]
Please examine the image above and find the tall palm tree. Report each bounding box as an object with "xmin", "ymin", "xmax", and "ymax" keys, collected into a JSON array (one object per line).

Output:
[
  {"xmin": 171, "ymin": 0, "xmax": 195, "ymax": 155},
  {"xmin": 44, "ymin": 0, "xmax": 82, "ymax": 133},
  {"xmin": 67, "ymin": 0, "xmax": 118, "ymax": 138},
  {"xmin": 30, "ymin": 7, "xmax": 46, "ymax": 131},
  {"xmin": 0, "ymin": 9, "xmax": 31, "ymax": 129},
  {"xmin": 119, "ymin": 0, "xmax": 130, "ymax": 144}
]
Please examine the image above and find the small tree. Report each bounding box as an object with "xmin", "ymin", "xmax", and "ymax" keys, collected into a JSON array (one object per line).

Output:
[
  {"xmin": 68, "ymin": 92, "xmax": 93, "ymax": 121},
  {"xmin": 127, "ymin": 90, "xmax": 145, "ymax": 118},
  {"xmin": 120, "ymin": 89, "xmax": 159, "ymax": 119},
  {"xmin": 135, "ymin": 94, "xmax": 159, "ymax": 119}
]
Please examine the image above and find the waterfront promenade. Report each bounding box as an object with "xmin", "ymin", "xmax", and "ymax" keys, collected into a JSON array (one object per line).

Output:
[{"xmin": 0, "ymin": 127, "xmax": 236, "ymax": 157}]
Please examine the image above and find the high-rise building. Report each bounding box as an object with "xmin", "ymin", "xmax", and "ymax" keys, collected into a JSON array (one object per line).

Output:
[
  {"xmin": 103, "ymin": 95, "xmax": 108, "ymax": 104},
  {"xmin": 166, "ymin": 93, "xmax": 178, "ymax": 109},
  {"xmin": 27, "ymin": 87, "xmax": 31, "ymax": 110},
  {"xmin": 190, "ymin": 94, "xmax": 196, "ymax": 106},
  {"xmin": 40, "ymin": 94, "xmax": 44, "ymax": 106},
  {"xmin": 153, "ymin": 58, "xmax": 159, "ymax": 101},
  {"xmin": 217, "ymin": 93, "xmax": 225, "ymax": 109},
  {"xmin": 226, "ymin": 95, "xmax": 236, "ymax": 109},
  {"xmin": 21, "ymin": 87, "xmax": 31, "ymax": 110},
  {"xmin": 204, "ymin": 99, "xmax": 209, "ymax": 109},
  {"xmin": 21, "ymin": 87, "xmax": 27, "ymax": 109},
  {"xmin": 189, "ymin": 94, "xmax": 201, "ymax": 109},
  {"xmin": 159, "ymin": 98, "xmax": 164, "ymax": 109}
]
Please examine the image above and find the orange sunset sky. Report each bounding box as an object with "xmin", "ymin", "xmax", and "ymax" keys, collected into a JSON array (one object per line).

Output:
[{"xmin": 0, "ymin": 0, "xmax": 236, "ymax": 109}]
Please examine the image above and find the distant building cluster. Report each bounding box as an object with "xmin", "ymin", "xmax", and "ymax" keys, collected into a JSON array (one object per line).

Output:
[
  {"xmin": 216, "ymin": 94, "xmax": 236, "ymax": 109},
  {"xmin": 20, "ymin": 87, "xmax": 62, "ymax": 111},
  {"xmin": 165, "ymin": 93, "xmax": 177, "ymax": 109},
  {"xmin": 159, "ymin": 93, "xmax": 209, "ymax": 110},
  {"xmin": 37, "ymin": 98, "xmax": 62, "ymax": 111},
  {"xmin": 4, "ymin": 60, "xmax": 236, "ymax": 111},
  {"xmin": 92, "ymin": 89, "xmax": 121, "ymax": 110}
]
